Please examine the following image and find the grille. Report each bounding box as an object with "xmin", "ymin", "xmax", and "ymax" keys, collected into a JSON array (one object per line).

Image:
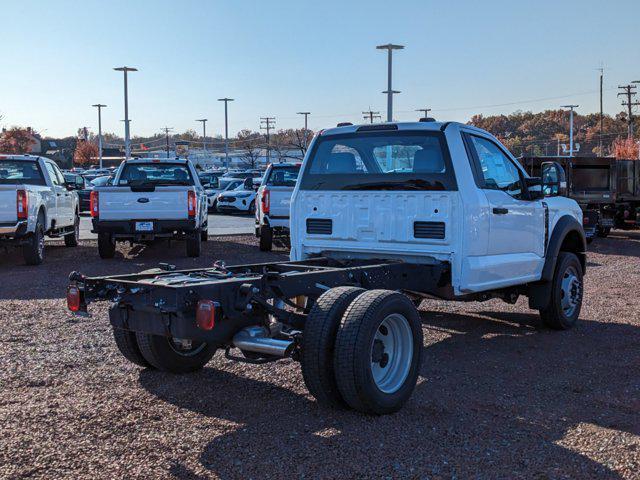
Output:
[
  {"xmin": 306, "ymin": 218, "xmax": 332, "ymax": 235},
  {"xmin": 220, "ymin": 196, "xmax": 235, "ymax": 202},
  {"xmin": 413, "ymin": 221, "xmax": 445, "ymax": 239}
]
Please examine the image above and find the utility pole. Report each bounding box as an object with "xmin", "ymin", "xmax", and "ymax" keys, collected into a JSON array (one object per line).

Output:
[
  {"xmin": 92, "ymin": 104, "xmax": 107, "ymax": 169},
  {"xmin": 162, "ymin": 127, "xmax": 173, "ymax": 157},
  {"xmin": 297, "ymin": 112, "xmax": 311, "ymax": 150},
  {"xmin": 196, "ymin": 119, "xmax": 207, "ymax": 152},
  {"xmin": 376, "ymin": 44, "xmax": 404, "ymax": 122},
  {"xmin": 362, "ymin": 109, "xmax": 381, "ymax": 124},
  {"xmin": 218, "ymin": 98, "xmax": 234, "ymax": 168},
  {"xmin": 561, "ymin": 105, "xmax": 579, "ymax": 157},
  {"xmin": 598, "ymin": 67, "xmax": 604, "ymax": 154},
  {"xmin": 415, "ymin": 107, "xmax": 431, "ymax": 119},
  {"xmin": 619, "ymin": 83, "xmax": 640, "ymax": 139},
  {"xmin": 260, "ymin": 117, "xmax": 276, "ymax": 164},
  {"xmin": 113, "ymin": 66, "xmax": 137, "ymax": 159}
]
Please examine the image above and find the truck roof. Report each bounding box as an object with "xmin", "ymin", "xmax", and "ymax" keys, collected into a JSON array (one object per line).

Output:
[
  {"xmin": 319, "ymin": 121, "xmax": 470, "ymax": 137},
  {"xmin": 123, "ymin": 157, "xmax": 190, "ymax": 164},
  {"xmin": 0, "ymin": 154, "xmax": 41, "ymax": 162}
]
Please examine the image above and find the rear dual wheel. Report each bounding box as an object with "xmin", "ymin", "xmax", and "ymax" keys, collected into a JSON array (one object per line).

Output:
[{"xmin": 302, "ymin": 287, "xmax": 422, "ymax": 415}]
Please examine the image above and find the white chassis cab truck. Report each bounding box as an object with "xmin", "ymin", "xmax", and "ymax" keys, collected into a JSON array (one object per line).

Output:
[
  {"xmin": 68, "ymin": 121, "xmax": 585, "ymax": 415},
  {"xmin": 90, "ymin": 158, "xmax": 208, "ymax": 258},
  {"xmin": 255, "ymin": 162, "xmax": 301, "ymax": 251},
  {"xmin": 0, "ymin": 155, "xmax": 80, "ymax": 265}
]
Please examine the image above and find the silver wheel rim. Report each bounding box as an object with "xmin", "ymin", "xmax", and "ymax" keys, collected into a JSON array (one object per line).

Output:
[
  {"xmin": 370, "ymin": 313, "xmax": 413, "ymax": 394},
  {"xmin": 560, "ymin": 266, "xmax": 581, "ymax": 317},
  {"xmin": 168, "ymin": 338, "xmax": 207, "ymax": 357}
]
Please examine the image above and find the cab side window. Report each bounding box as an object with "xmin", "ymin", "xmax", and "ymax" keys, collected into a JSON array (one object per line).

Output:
[
  {"xmin": 469, "ymin": 135, "xmax": 522, "ymax": 197},
  {"xmin": 45, "ymin": 163, "xmax": 63, "ymax": 186}
]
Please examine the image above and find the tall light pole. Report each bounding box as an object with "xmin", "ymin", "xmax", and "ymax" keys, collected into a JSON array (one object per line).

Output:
[
  {"xmin": 376, "ymin": 44, "xmax": 404, "ymax": 122},
  {"xmin": 297, "ymin": 111, "xmax": 311, "ymax": 150},
  {"xmin": 218, "ymin": 98, "xmax": 234, "ymax": 168},
  {"xmin": 561, "ymin": 105, "xmax": 579, "ymax": 157},
  {"xmin": 113, "ymin": 66, "xmax": 137, "ymax": 159},
  {"xmin": 196, "ymin": 119, "xmax": 207, "ymax": 152},
  {"xmin": 92, "ymin": 104, "xmax": 107, "ymax": 168}
]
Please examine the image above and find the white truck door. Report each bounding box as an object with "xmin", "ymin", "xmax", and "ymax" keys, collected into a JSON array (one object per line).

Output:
[
  {"xmin": 44, "ymin": 162, "xmax": 71, "ymax": 228},
  {"xmin": 51, "ymin": 162, "xmax": 74, "ymax": 226},
  {"xmin": 465, "ymin": 134, "xmax": 545, "ymax": 288}
]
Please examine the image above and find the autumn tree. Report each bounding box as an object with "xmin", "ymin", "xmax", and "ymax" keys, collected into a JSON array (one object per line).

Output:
[
  {"xmin": 73, "ymin": 141, "xmax": 99, "ymax": 166},
  {"xmin": 611, "ymin": 137, "xmax": 639, "ymax": 160},
  {"xmin": 0, "ymin": 127, "xmax": 35, "ymax": 154}
]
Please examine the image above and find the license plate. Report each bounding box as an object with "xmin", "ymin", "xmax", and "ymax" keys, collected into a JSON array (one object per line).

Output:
[{"xmin": 135, "ymin": 221, "xmax": 154, "ymax": 232}]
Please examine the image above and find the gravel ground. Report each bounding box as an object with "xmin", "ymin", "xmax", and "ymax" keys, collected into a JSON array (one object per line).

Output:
[{"xmin": 1, "ymin": 233, "xmax": 639, "ymax": 479}]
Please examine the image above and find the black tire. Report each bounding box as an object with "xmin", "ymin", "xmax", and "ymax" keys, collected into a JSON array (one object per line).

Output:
[
  {"xmin": 539, "ymin": 252, "xmax": 583, "ymax": 330},
  {"xmin": 64, "ymin": 212, "xmax": 80, "ymax": 247},
  {"xmin": 98, "ymin": 232, "xmax": 116, "ymax": 259},
  {"xmin": 186, "ymin": 230, "xmax": 201, "ymax": 257},
  {"xmin": 596, "ymin": 226, "xmax": 610, "ymax": 238},
  {"xmin": 248, "ymin": 200, "xmax": 256, "ymax": 215},
  {"xmin": 23, "ymin": 217, "xmax": 45, "ymax": 265},
  {"xmin": 259, "ymin": 225, "xmax": 273, "ymax": 252},
  {"xmin": 586, "ymin": 237, "xmax": 594, "ymax": 245},
  {"xmin": 112, "ymin": 327, "xmax": 151, "ymax": 368},
  {"xmin": 135, "ymin": 332, "xmax": 216, "ymax": 373},
  {"xmin": 301, "ymin": 287, "xmax": 365, "ymax": 408},
  {"xmin": 201, "ymin": 225, "xmax": 208, "ymax": 242},
  {"xmin": 334, "ymin": 290, "xmax": 423, "ymax": 415}
]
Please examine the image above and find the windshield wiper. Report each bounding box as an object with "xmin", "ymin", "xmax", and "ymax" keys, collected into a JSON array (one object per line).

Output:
[{"xmin": 342, "ymin": 178, "xmax": 444, "ymax": 191}]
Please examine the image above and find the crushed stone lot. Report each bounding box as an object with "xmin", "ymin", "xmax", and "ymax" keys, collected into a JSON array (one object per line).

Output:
[{"xmin": 1, "ymin": 233, "xmax": 639, "ymax": 479}]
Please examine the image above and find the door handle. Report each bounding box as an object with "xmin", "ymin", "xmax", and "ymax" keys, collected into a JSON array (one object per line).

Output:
[{"xmin": 493, "ymin": 207, "xmax": 509, "ymax": 215}]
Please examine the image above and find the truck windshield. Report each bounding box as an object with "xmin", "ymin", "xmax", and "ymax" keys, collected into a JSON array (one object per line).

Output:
[
  {"xmin": 118, "ymin": 163, "xmax": 193, "ymax": 186},
  {"xmin": 300, "ymin": 131, "xmax": 456, "ymax": 191},
  {"xmin": 0, "ymin": 161, "xmax": 46, "ymax": 186},
  {"xmin": 266, "ymin": 165, "xmax": 300, "ymax": 187}
]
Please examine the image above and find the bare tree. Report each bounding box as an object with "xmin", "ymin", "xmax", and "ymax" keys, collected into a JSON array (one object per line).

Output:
[{"xmin": 236, "ymin": 129, "xmax": 262, "ymax": 168}]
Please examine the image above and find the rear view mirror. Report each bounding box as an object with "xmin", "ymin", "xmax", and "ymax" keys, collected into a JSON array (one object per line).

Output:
[{"xmin": 541, "ymin": 161, "xmax": 567, "ymax": 197}]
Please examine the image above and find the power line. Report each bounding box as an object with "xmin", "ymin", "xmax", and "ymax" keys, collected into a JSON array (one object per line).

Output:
[
  {"xmin": 415, "ymin": 107, "xmax": 431, "ymax": 119},
  {"xmin": 260, "ymin": 116, "xmax": 276, "ymax": 163},
  {"xmin": 161, "ymin": 127, "xmax": 173, "ymax": 156},
  {"xmin": 362, "ymin": 109, "xmax": 381, "ymax": 124},
  {"xmin": 617, "ymin": 84, "xmax": 639, "ymax": 139}
]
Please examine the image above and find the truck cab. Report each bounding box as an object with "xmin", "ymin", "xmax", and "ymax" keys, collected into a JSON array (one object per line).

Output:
[{"xmin": 291, "ymin": 121, "xmax": 584, "ymax": 297}]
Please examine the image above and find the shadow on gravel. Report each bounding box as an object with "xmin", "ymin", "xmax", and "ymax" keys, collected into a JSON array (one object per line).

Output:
[
  {"xmin": 0, "ymin": 240, "xmax": 287, "ymax": 300},
  {"xmin": 139, "ymin": 311, "xmax": 639, "ymax": 479},
  {"xmin": 589, "ymin": 229, "xmax": 640, "ymax": 258}
]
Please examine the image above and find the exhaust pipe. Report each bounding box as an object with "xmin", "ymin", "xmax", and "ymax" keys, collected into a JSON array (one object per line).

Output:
[{"xmin": 232, "ymin": 326, "xmax": 295, "ymax": 357}]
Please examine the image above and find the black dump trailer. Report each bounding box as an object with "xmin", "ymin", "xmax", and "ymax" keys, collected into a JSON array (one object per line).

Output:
[
  {"xmin": 615, "ymin": 159, "xmax": 640, "ymax": 229},
  {"xmin": 521, "ymin": 156, "xmax": 616, "ymax": 240}
]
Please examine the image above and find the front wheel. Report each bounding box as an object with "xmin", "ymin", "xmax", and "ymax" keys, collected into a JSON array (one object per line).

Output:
[
  {"xmin": 596, "ymin": 226, "xmax": 610, "ymax": 238},
  {"xmin": 334, "ymin": 290, "xmax": 423, "ymax": 415},
  {"xmin": 135, "ymin": 333, "xmax": 216, "ymax": 373},
  {"xmin": 539, "ymin": 252, "xmax": 583, "ymax": 330}
]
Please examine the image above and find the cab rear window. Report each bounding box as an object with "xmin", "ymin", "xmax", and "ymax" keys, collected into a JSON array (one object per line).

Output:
[
  {"xmin": 266, "ymin": 165, "xmax": 300, "ymax": 187},
  {"xmin": 300, "ymin": 131, "xmax": 456, "ymax": 191},
  {"xmin": 119, "ymin": 163, "xmax": 193, "ymax": 186},
  {"xmin": 0, "ymin": 161, "xmax": 46, "ymax": 186}
]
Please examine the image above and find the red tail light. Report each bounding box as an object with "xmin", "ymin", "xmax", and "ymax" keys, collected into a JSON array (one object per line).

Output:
[
  {"xmin": 188, "ymin": 191, "xmax": 196, "ymax": 218},
  {"xmin": 196, "ymin": 300, "xmax": 219, "ymax": 330},
  {"xmin": 67, "ymin": 285, "xmax": 81, "ymax": 312},
  {"xmin": 261, "ymin": 189, "xmax": 270, "ymax": 214},
  {"xmin": 16, "ymin": 189, "xmax": 28, "ymax": 220},
  {"xmin": 90, "ymin": 191, "xmax": 99, "ymax": 217}
]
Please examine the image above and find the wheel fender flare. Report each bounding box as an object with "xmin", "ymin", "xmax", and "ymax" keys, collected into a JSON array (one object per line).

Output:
[{"xmin": 541, "ymin": 215, "xmax": 586, "ymax": 282}]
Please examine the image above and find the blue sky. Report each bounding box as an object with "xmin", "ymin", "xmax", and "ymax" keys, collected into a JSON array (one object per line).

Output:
[{"xmin": 1, "ymin": 0, "xmax": 639, "ymax": 138}]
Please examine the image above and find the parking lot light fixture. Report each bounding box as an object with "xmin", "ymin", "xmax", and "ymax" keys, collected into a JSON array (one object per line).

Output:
[
  {"xmin": 92, "ymin": 104, "xmax": 107, "ymax": 168},
  {"xmin": 113, "ymin": 66, "xmax": 138, "ymax": 159},
  {"xmin": 196, "ymin": 119, "xmax": 208, "ymax": 152},
  {"xmin": 218, "ymin": 98, "xmax": 234, "ymax": 168},
  {"xmin": 376, "ymin": 44, "xmax": 404, "ymax": 122},
  {"xmin": 561, "ymin": 105, "xmax": 579, "ymax": 157}
]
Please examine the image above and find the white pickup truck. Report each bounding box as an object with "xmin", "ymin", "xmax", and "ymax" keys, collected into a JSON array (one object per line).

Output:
[
  {"xmin": 90, "ymin": 158, "xmax": 208, "ymax": 258},
  {"xmin": 255, "ymin": 162, "xmax": 301, "ymax": 251},
  {"xmin": 69, "ymin": 120, "xmax": 586, "ymax": 415},
  {"xmin": 0, "ymin": 155, "xmax": 80, "ymax": 265}
]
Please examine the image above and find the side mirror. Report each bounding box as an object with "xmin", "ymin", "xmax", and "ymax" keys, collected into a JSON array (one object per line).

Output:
[
  {"xmin": 541, "ymin": 161, "xmax": 567, "ymax": 197},
  {"xmin": 525, "ymin": 177, "xmax": 544, "ymax": 200},
  {"xmin": 65, "ymin": 182, "xmax": 76, "ymax": 191}
]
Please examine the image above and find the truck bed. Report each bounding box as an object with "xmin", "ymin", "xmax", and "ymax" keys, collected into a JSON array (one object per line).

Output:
[{"xmin": 95, "ymin": 186, "xmax": 193, "ymax": 221}]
